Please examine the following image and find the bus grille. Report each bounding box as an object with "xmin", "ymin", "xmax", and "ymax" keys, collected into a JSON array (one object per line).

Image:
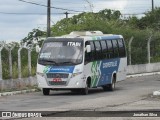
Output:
[
  {"xmin": 48, "ymin": 81, "xmax": 67, "ymax": 85},
  {"xmin": 46, "ymin": 73, "xmax": 69, "ymax": 78}
]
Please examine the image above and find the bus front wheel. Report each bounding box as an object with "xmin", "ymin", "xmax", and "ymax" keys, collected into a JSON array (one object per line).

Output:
[
  {"xmin": 43, "ymin": 88, "xmax": 50, "ymax": 95},
  {"xmin": 81, "ymin": 82, "xmax": 89, "ymax": 95}
]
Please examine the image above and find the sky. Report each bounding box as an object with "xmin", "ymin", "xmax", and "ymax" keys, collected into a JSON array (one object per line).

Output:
[{"xmin": 0, "ymin": 0, "xmax": 160, "ymax": 43}]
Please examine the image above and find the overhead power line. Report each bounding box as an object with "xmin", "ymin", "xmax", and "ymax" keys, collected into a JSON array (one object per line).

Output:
[
  {"xmin": 18, "ymin": 0, "xmax": 84, "ymax": 13},
  {"xmin": 0, "ymin": 11, "xmax": 145, "ymax": 16},
  {"xmin": 0, "ymin": 12, "xmax": 73, "ymax": 15},
  {"xmin": 84, "ymin": 0, "xmax": 94, "ymax": 12}
]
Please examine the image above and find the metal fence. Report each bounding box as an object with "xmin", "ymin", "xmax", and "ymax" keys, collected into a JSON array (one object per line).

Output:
[
  {"xmin": 0, "ymin": 41, "xmax": 35, "ymax": 80},
  {"xmin": 127, "ymin": 35, "xmax": 160, "ymax": 65}
]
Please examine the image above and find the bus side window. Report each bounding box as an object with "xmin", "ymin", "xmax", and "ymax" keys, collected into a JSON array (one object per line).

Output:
[
  {"xmin": 94, "ymin": 41, "xmax": 102, "ymax": 60},
  {"xmin": 106, "ymin": 40, "xmax": 114, "ymax": 59},
  {"xmin": 112, "ymin": 39, "xmax": 119, "ymax": 58},
  {"xmin": 100, "ymin": 40, "xmax": 108, "ymax": 59},
  {"xmin": 84, "ymin": 41, "xmax": 95, "ymax": 63},
  {"xmin": 85, "ymin": 41, "xmax": 90, "ymax": 63},
  {"xmin": 117, "ymin": 39, "xmax": 126, "ymax": 57},
  {"xmin": 90, "ymin": 41, "xmax": 96, "ymax": 61}
]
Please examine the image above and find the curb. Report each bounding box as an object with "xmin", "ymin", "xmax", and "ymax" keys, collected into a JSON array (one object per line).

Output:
[
  {"xmin": 0, "ymin": 89, "xmax": 37, "ymax": 97},
  {"xmin": 127, "ymin": 72, "xmax": 160, "ymax": 78}
]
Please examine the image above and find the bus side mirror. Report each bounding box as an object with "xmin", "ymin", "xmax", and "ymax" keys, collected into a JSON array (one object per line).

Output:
[
  {"xmin": 36, "ymin": 44, "xmax": 41, "ymax": 53},
  {"xmin": 86, "ymin": 45, "xmax": 91, "ymax": 53}
]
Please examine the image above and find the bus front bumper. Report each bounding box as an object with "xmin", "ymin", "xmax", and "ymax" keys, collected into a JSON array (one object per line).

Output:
[{"xmin": 37, "ymin": 74, "xmax": 86, "ymax": 89}]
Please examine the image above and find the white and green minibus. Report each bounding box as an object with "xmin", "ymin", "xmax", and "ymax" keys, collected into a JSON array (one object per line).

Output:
[{"xmin": 36, "ymin": 31, "xmax": 127, "ymax": 95}]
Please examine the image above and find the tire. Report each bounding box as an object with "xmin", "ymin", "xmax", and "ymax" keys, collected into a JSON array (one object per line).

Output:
[
  {"xmin": 102, "ymin": 85, "xmax": 108, "ymax": 91},
  {"xmin": 43, "ymin": 88, "xmax": 50, "ymax": 95},
  {"xmin": 81, "ymin": 82, "xmax": 89, "ymax": 95},
  {"xmin": 103, "ymin": 76, "xmax": 116, "ymax": 91},
  {"xmin": 108, "ymin": 76, "xmax": 116, "ymax": 91}
]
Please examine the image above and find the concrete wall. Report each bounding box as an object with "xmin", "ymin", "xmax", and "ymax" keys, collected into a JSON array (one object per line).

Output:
[
  {"xmin": 127, "ymin": 62, "xmax": 160, "ymax": 75},
  {"xmin": 0, "ymin": 77, "xmax": 37, "ymax": 91}
]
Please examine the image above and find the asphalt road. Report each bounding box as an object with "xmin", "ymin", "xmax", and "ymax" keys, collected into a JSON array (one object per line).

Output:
[{"xmin": 0, "ymin": 74, "xmax": 160, "ymax": 120}]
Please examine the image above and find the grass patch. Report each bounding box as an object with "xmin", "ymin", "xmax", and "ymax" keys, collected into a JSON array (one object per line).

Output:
[
  {"xmin": 0, "ymin": 85, "xmax": 40, "ymax": 93},
  {"xmin": 3, "ymin": 62, "xmax": 36, "ymax": 80}
]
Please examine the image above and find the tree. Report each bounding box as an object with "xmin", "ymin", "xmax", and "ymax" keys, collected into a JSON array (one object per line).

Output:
[
  {"xmin": 21, "ymin": 29, "xmax": 46, "ymax": 46},
  {"xmin": 99, "ymin": 9, "xmax": 121, "ymax": 20},
  {"xmin": 137, "ymin": 7, "xmax": 160, "ymax": 30}
]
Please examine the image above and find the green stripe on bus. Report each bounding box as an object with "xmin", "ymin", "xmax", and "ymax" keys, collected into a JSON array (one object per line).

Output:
[
  {"xmin": 93, "ymin": 61, "xmax": 101, "ymax": 87},
  {"xmin": 91, "ymin": 61, "xmax": 101, "ymax": 87}
]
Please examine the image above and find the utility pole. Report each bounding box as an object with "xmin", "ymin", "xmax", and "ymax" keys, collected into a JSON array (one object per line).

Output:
[
  {"xmin": 64, "ymin": 12, "xmax": 69, "ymax": 19},
  {"xmin": 47, "ymin": 0, "xmax": 51, "ymax": 37},
  {"xmin": 152, "ymin": 0, "xmax": 154, "ymax": 11}
]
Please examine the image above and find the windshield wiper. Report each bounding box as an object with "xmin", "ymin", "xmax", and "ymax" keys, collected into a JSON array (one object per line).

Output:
[
  {"xmin": 46, "ymin": 60, "xmax": 57, "ymax": 64},
  {"xmin": 39, "ymin": 59, "xmax": 58, "ymax": 65},
  {"xmin": 58, "ymin": 61, "xmax": 75, "ymax": 65}
]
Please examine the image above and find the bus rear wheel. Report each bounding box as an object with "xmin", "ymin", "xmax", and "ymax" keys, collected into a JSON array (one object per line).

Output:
[
  {"xmin": 102, "ymin": 85, "xmax": 108, "ymax": 91},
  {"xmin": 103, "ymin": 76, "xmax": 116, "ymax": 91},
  {"xmin": 43, "ymin": 88, "xmax": 50, "ymax": 95},
  {"xmin": 108, "ymin": 78, "xmax": 116, "ymax": 91}
]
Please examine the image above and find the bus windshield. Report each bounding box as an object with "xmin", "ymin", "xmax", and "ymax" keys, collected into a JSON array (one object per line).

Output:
[{"xmin": 38, "ymin": 41, "xmax": 83, "ymax": 65}]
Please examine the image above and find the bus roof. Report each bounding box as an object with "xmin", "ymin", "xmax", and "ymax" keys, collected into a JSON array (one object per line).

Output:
[{"xmin": 47, "ymin": 31, "xmax": 123, "ymax": 41}]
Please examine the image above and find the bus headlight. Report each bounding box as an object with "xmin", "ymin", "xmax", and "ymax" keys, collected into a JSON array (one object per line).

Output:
[
  {"xmin": 71, "ymin": 72, "xmax": 82, "ymax": 78},
  {"xmin": 37, "ymin": 72, "xmax": 45, "ymax": 77}
]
